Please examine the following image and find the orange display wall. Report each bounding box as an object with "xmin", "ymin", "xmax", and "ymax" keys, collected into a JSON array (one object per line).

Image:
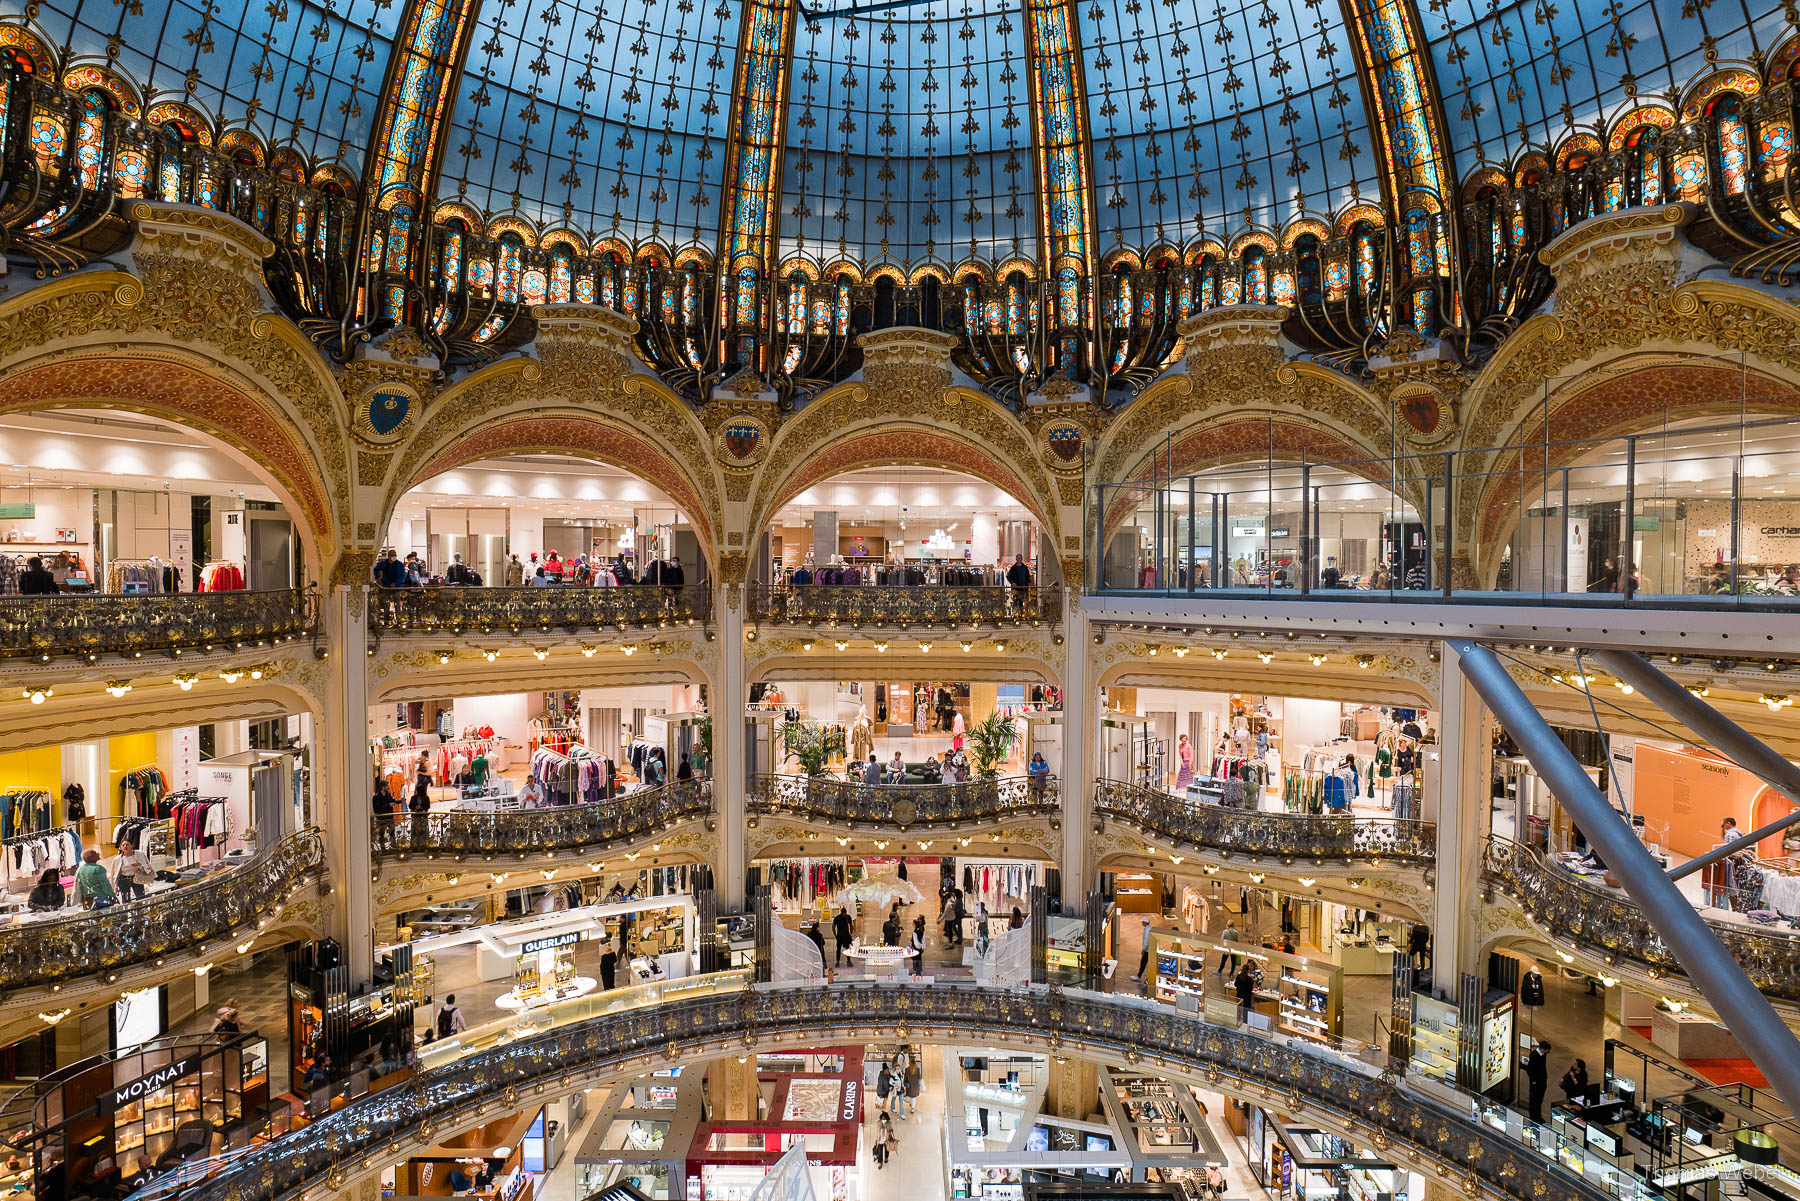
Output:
[{"xmin": 1632, "ymin": 745, "xmax": 1786, "ymax": 858}]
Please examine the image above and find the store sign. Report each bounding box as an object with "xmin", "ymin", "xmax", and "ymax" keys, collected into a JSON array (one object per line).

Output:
[
  {"xmin": 106, "ymin": 1055, "xmax": 197, "ymax": 1111},
  {"xmin": 1231, "ymin": 526, "xmax": 1265, "ymax": 538},
  {"xmin": 1761, "ymin": 527, "xmax": 1800, "ymax": 537},
  {"xmin": 522, "ymin": 931, "xmax": 581, "ymax": 955},
  {"xmin": 841, "ymin": 1079, "xmax": 859, "ymax": 1121},
  {"xmin": 1269, "ymin": 528, "xmax": 1291, "ymax": 538}
]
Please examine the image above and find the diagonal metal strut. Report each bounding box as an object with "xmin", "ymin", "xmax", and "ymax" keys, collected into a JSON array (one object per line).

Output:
[{"xmin": 1452, "ymin": 640, "xmax": 1800, "ymax": 1114}]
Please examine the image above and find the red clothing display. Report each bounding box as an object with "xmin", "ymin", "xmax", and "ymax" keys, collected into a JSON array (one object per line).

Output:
[{"xmin": 199, "ymin": 563, "xmax": 245, "ymax": 592}]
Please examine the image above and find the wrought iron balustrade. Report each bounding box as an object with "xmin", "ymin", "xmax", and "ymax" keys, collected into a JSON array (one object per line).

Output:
[
  {"xmin": 169, "ymin": 981, "xmax": 1615, "ymax": 1201},
  {"xmin": 0, "ymin": 588, "xmax": 316, "ymax": 660},
  {"xmin": 0, "ymin": 829, "xmax": 324, "ymax": 991},
  {"xmin": 746, "ymin": 583, "xmax": 1060, "ymax": 629},
  {"xmin": 369, "ymin": 584, "xmax": 711, "ymax": 635},
  {"xmin": 1094, "ymin": 778, "xmax": 1436, "ymax": 864},
  {"xmin": 749, "ymin": 773, "xmax": 1059, "ymax": 829},
  {"xmin": 1483, "ymin": 836, "xmax": 1800, "ymax": 1004},
  {"xmin": 372, "ymin": 779, "xmax": 712, "ymax": 859}
]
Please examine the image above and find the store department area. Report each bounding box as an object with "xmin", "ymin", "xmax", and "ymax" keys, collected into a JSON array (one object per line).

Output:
[
  {"xmin": 370, "ymin": 682, "xmax": 709, "ymax": 814},
  {"xmin": 0, "ymin": 715, "xmax": 308, "ymax": 918},
  {"xmin": 0, "ymin": 410, "xmax": 303, "ymax": 594},
  {"xmin": 1101, "ymin": 688, "xmax": 1433, "ymax": 821}
]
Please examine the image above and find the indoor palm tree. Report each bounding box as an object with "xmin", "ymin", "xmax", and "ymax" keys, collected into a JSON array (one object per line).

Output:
[
  {"xmin": 782, "ymin": 721, "xmax": 846, "ymax": 776},
  {"xmin": 965, "ymin": 709, "xmax": 1020, "ymax": 778}
]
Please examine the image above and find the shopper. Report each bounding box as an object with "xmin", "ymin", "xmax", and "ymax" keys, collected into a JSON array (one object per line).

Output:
[
  {"xmin": 886, "ymin": 752, "xmax": 906, "ymax": 784},
  {"xmin": 1217, "ymin": 921, "xmax": 1241, "ymax": 975},
  {"xmin": 436, "ymin": 995, "xmax": 467, "ymax": 1038},
  {"xmin": 17, "ymin": 556, "xmax": 56, "ymax": 595},
  {"xmin": 1560, "ymin": 1058, "xmax": 1589, "ymax": 1104},
  {"xmin": 600, "ymin": 945, "xmax": 618, "ymax": 991},
  {"xmin": 1408, "ymin": 923, "xmax": 1431, "ymax": 972},
  {"xmin": 676, "ymin": 754, "xmax": 693, "ymax": 781},
  {"xmin": 27, "ymin": 867, "xmax": 64, "ymax": 911},
  {"xmin": 1006, "ymin": 553, "xmax": 1032, "ymax": 612},
  {"xmin": 371, "ymin": 549, "xmax": 407, "ymax": 589},
  {"xmin": 807, "ymin": 922, "xmax": 829, "ymax": 967},
  {"xmin": 1009, "ymin": 906, "xmax": 1024, "ymax": 930},
  {"xmin": 112, "ymin": 838, "xmax": 151, "ymax": 902},
  {"xmin": 504, "ymin": 554, "xmax": 525, "ymax": 587},
  {"xmin": 212, "ymin": 1005, "xmax": 241, "ymax": 1036},
  {"xmin": 1233, "ymin": 962, "xmax": 1258, "ymax": 1020},
  {"xmin": 1521, "ymin": 1040, "xmax": 1551, "ymax": 1122},
  {"xmin": 881, "ymin": 913, "xmax": 901, "ymax": 947},
  {"xmin": 889, "ymin": 1060, "xmax": 909, "ymax": 1119},
  {"xmin": 833, "ymin": 907, "xmax": 853, "ymax": 965},
  {"xmin": 920, "ymin": 754, "xmax": 943, "ymax": 784},
  {"xmin": 75, "ymin": 848, "xmax": 116, "ymax": 909},
  {"xmin": 874, "ymin": 1110, "xmax": 894, "ymax": 1167},
  {"xmin": 1027, "ymin": 751, "xmax": 1049, "ymax": 795},
  {"xmin": 1133, "ymin": 916, "xmax": 1153, "ymax": 980}
]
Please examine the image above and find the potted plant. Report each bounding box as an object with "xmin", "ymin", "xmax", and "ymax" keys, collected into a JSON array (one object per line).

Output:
[
  {"xmin": 965, "ymin": 709, "xmax": 1020, "ymax": 778},
  {"xmin": 782, "ymin": 721, "xmax": 846, "ymax": 777},
  {"xmin": 692, "ymin": 715, "xmax": 713, "ymax": 775}
]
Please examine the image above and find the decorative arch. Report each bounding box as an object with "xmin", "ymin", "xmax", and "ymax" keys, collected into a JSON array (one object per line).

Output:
[
  {"xmin": 1468, "ymin": 359, "xmax": 1800, "ymax": 573},
  {"xmin": 754, "ymin": 426, "xmax": 1058, "ymax": 539},
  {"xmin": 391, "ymin": 411, "xmax": 719, "ymax": 571}
]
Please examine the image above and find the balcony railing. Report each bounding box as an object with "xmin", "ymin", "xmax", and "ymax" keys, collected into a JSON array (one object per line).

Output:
[
  {"xmin": 1093, "ymin": 408, "xmax": 1800, "ymax": 610},
  {"xmin": 749, "ymin": 773, "xmax": 1060, "ymax": 829},
  {"xmin": 372, "ymin": 779, "xmax": 713, "ymax": 859},
  {"xmin": 1094, "ymin": 778, "xmax": 1437, "ymax": 864},
  {"xmin": 0, "ymin": 588, "xmax": 316, "ymax": 660},
  {"xmin": 169, "ymin": 981, "xmax": 1619, "ymax": 1201},
  {"xmin": 368, "ymin": 584, "xmax": 711, "ymax": 634},
  {"xmin": 0, "ymin": 829, "xmax": 324, "ymax": 991},
  {"xmin": 746, "ymin": 583, "xmax": 1061, "ymax": 629},
  {"xmin": 1483, "ymin": 836, "xmax": 1800, "ymax": 1003}
]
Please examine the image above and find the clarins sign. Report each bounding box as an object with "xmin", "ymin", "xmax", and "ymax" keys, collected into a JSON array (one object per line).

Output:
[{"xmin": 105, "ymin": 1055, "xmax": 198, "ymax": 1111}]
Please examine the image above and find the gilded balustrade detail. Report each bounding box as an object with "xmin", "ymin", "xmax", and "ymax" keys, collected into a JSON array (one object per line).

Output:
[
  {"xmin": 1483, "ymin": 836, "xmax": 1800, "ymax": 1003},
  {"xmin": 177, "ymin": 981, "xmax": 1611, "ymax": 1201},
  {"xmin": 1094, "ymin": 778, "xmax": 1436, "ymax": 863},
  {"xmin": 748, "ymin": 773, "xmax": 1060, "ymax": 828},
  {"xmin": 369, "ymin": 585, "xmax": 711, "ymax": 634},
  {"xmin": 747, "ymin": 584, "xmax": 1061, "ymax": 629},
  {"xmin": 0, "ymin": 829, "xmax": 325, "ymax": 991},
  {"xmin": 0, "ymin": 588, "xmax": 316, "ymax": 659},
  {"xmin": 371, "ymin": 779, "xmax": 713, "ymax": 859}
]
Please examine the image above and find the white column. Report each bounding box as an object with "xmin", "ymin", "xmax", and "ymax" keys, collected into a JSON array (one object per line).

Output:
[
  {"xmin": 969, "ymin": 511, "xmax": 999, "ymax": 567},
  {"xmin": 1060, "ymin": 601, "xmax": 1091, "ymax": 910},
  {"xmin": 60, "ymin": 740, "xmax": 106, "ymax": 825},
  {"xmin": 322, "ymin": 583, "xmax": 374, "ymax": 985},
  {"xmin": 1430, "ymin": 642, "xmax": 1489, "ymax": 986},
  {"xmin": 715, "ymin": 582, "xmax": 748, "ymax": 910},
  {"xmin": 214, "ymin": 719, "xmax": 250, "ymax": 757}
]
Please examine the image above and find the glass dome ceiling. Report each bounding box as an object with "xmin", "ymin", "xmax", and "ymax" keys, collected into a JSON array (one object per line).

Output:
[{"xmin": 16, "ymin": 0, "xmax": 1791, "ymax": 269}]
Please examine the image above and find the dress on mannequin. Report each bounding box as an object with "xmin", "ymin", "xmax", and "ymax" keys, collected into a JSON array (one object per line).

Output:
[{"xmin": 850, "ymin": 710, "xmax": 874, "ymax": 763}]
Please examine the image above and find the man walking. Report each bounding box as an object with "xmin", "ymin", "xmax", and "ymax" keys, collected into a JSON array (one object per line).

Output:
[{"xmin": 833, "ymin": 906, "xmax": 853, "ymax": 966}]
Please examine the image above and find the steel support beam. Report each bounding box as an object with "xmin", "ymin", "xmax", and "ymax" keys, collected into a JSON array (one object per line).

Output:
[
  {"xmin": 1452, "ymin": 640, "xmax": 1800, "ymax": 1113},
  {"xmin": 1592, "ymin": 648, "xmax": 1800, "ymax": 880}
]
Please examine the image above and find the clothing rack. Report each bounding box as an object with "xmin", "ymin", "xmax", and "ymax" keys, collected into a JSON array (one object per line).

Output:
[
  {"xmin": 198, "ymin": 560, "xmax": 245, "ymax": 592},
  {"xmin": 0, "ymin": 788, "xmax": 54, "ymax": 841},
  {"xmin": 105, "ymin": 556, "xmax": 179, "ymax": 594},
  {"xmin": 120, "ymin": 764, "xmax": 172, "ymax": 819},
  {"xmin": 2, "ymin": 823, "xmax": 81, "ymax": 887}
]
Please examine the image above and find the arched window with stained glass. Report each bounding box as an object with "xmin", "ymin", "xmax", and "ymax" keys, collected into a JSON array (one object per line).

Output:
[
  {"xmin": 785, "ymin": 275, "xmax": 807, "ymax": 333},
  {"xmin": 496, "ymin": 235, "xmax": 523, "ymax": 304},
  {"xmin": 1006, "ymin": 271, "xmax": 1031, "ymax": 336},
  {"xmin": 0, "ymin": 51, "xmax": 27, "ymax": 163},
  {"xmin": 429, "ymin": 221, "xmax": 466, "ymax": 335},
  {"xmin": 1352, "ymin": 225, "xmax": 1380, "ymax": 298},
  {"xmin": 1713, "ymin": 94, "xmax": 1751, "ymax": 196},
  {"xmin": 597, "ymin": 252, "xmax": 625, "ymax": 311},
  {"xmin": 520, "ymin": 254, "xmax": 548, "ymax": 306},
  {"xmin": 1195, "ymin": 254, "xmax": 1220, "ymax": 309},
  {"xmin": 1110, "ymin": 264, "xmax": 1134, "ymax": 328},
  {"xmin": 71, "ymin": 89, "xmax": 111, "ymax": 190},
  {"xmin": 549, "ymin": 245, "xmax": 574, "ymax": 303},
  {"xmin": 834, "ymin": 276, "xmax": 851, "ymax": 336},
  {"xmin": 1292, "ymin": 236, "xmax": 1322, "ymax": 306},
  {"xmin": 1241, "ymin": 246, "xmax": 1267, "ymax": 305},
  {"xmin": 1403, "ymin": 206, "xmax": 1434, "ymax": 279}
]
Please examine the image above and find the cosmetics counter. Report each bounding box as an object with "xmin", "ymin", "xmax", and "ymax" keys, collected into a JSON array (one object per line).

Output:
[
  {"xmin": 575, "ymin": 1073, "xmax": 702, "ymax": 1201},
  {"xmin": 1149, "ymin": 935, "xmax": 1342, "ymax": 1043},
  {"xmin": 944, "ymin": 1048, "xmax": 1132, "ymax": 1200}
]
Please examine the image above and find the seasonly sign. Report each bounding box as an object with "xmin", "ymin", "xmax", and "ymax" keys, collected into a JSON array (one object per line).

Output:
[{"xmin": 106, "ymin": 1056, "xmax": 198, "ymax": 1111}]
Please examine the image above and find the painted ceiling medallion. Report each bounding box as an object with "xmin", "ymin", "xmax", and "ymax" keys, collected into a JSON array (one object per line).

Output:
[
  {"xmin": 1043, "ymin": 423, "xmax": 1085, "ymax": 468},
  {"xmin": 717, "ymin": 416, "xmax": 770, "ymax": 467},
  {"xmin": 352, "ymin": 383, "xmax": 420, "ymax": 446}
]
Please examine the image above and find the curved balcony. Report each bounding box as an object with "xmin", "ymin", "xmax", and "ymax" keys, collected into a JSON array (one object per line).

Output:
[
  {"xmin": 368, "ymin": 584, "xmax": 711, "ymax": 635},
  {"xmin": 371, "ymin": 779, "xmax": 714, "ymax": 860},
  {"xmin": 1483, "ymin": 836, "xmax": 1800, "ymax": 1003},
  {"xmin": 748, "ymin": 773, "xmax": 1060, "ymax": 830},
  {"xmin": 0, "ymin": 829, "xmax": 325, "ymax": 992},
  {"xmin": 175, "ymin": 981, "xmax": 1612, "ymax": 1201},
  {"xmin": 746, "ymin": 583, "xmax": 1061, "ymax": 630},
  {"xmin": 1094, "ymin": 779, "xmax": 1436, "ymax": 864},
  {"xmin": 0, "ymin": 588, "xmax": 316, "ymax": 661}
]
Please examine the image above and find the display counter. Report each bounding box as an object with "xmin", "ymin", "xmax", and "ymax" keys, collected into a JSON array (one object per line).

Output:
[
  {"xmin": 576, "ymin": 1075, "xmax": 703, "ymax": 1201},
  {"xmin": 1651, "ymin": 1009, "xmax": 1743, "ymax": 1060}
]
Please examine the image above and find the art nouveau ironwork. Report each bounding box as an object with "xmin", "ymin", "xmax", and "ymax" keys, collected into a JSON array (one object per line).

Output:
[
  {"xmin": 372, "ymin": 779, "xmax": 712, "ymax": 858},
  {"xmin": 1094, "ymin": 778, "xmax": 1436, "ymax": 864},
  {"xmin": 749, "ymin": 773, "xmax": 1060, "ymax": 829},
  {"xmin": 369, "ymin": 585, "xmax": 711, "ymax": 635},
  {"xmin": 0, "ymin": 829, "xmax": 324, "ymax": 991},
  {"xmin": 172, "ymin": 981, "xmax": 1614, "ymax": 1201},
  {"xmin": 1484, "ymin": 836, "xmax": 1800, "ymax": 1004},
  {"xmin": 746, "ymin": 584, "xmax": 1060, "ymax": 629},
  {"xmin": 0, "ymin": 589, "xmax": 317, "ymax": 660}
]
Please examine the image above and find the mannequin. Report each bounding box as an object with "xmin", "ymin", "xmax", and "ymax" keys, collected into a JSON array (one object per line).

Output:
[{"xmin": 850, "ymin": 707, "xmax": 875, "ymax": 764}]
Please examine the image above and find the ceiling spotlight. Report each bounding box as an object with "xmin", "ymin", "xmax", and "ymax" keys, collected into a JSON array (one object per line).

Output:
[
  {"xmin": 1762, "ymin": 694, "xmax": 1793, "ymax": 711},
  {"xmin": 1686, "ymin": 685, "xmax": 1710, "ymax": 698},
  {"xmin": 1297, "ymin": 877, "xmax": 1316, "ymax": 887},
  {"xmin": 1308, "ymin": 653, "xmax": 1327, "ymax": 666},
  {"xmin": 961, "ymin": 641, "xmax": 973, "ymax": 653},
  {"xmin": 249, "ymin": 664, "xmax": 266, "ymax": 680},
  {"xmin": 1257, "ymin": 651, "xmax": 1274, "ymax": 663},
  {"xmin": 533, "ymin": 648, "xmax": 549, "ymax": 661},
  {"xmin": 22, "ymin": 687, "xmax": 51, "ymax": 705},
  {"xmin": 104, "ymin": 681, "xmax": 133, "ymax": 698},
  {"xmin": 745, "ymin": 628, "xmax": 758, "ymax": 642},
  {"xmin": 621, "ymin": 645, "xmax": 638, "ymax": 656},
  {"xmin": 801, "ymin": 640, "xmax": 813, "ymax": 652},
  {"xmin": 1172, "ymin": 647, "xmax": 1189, "ymax": 658},
  {"xmin": 483, "ymin": 649, "xmax": 499, "ymax": 662},
  {"xmin": 1211, "ymin": 649, "xmax": 1228, "ymax": 660},
  {"xmin": 994, "ymin": 641, "xmax": 1006, "ymax": 654},
  {"xmin": 874, "ymin": 642, "xmax": 888, "ymax": 653},
  {"xmin": 1147, "ymin": 646, "xmax": 1159, "ymax": 657},
  {"xmin": 581, "ymin": 646, "xmax": 598, "ymax": 657},
  {"xmin": 835, "ymin": 641, "xmax": 849, "ymax": 652},
  {"xmin": 174, "ymin": 673, "xmax": 199, "ymax": 691},
  {"xmin": 218, "ymin": 669, "xmax": 243, "ymax": 683},
  {"xmin": 1612, "ymin": 680, "xmax": 1633, "ymax": 695},
  {"xmin": 438, "ymin": 650, "xmax": 453, "ymax": 664},
  {"xmin": 918, "ymin": 642, "xmax": 932, "ymax": 653},
  {"xmin": 1355, "ymin": 655, "xmax": 1374, "ymax": 670}
]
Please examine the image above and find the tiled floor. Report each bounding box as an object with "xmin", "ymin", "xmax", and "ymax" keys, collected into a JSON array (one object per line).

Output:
[{"xmin": 862, "ymin": 1046, "xmax": 944, "ymax": 1201}]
